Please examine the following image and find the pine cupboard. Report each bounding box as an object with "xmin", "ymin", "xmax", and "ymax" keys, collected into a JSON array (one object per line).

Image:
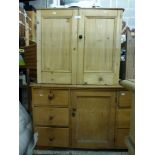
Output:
[
  {"xmin": 37, "ymin": 8, "xmax": 123, "ymax": 85},
  {"xmin": 31, "ymin": 84, "xmax": 131, "ymax": 149},
  {"xmin": 32, "ymin": 8, "xmax": 131, "ymax": 150}
]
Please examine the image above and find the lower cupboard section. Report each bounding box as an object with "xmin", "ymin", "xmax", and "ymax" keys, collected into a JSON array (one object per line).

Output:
[
  {"xmin": 34, "ymin": 127, "xmax": 69, "ymax": 147},
  {"xmin": 31, "ymin": 86, "xmax": 131, "ymax": 149}
]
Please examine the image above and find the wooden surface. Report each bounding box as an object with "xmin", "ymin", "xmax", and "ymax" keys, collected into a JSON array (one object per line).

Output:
[
  {"xmin": 32, "ymin": 88, "xmax": 69, "ymax": 106},
  {"xmin": 37, "ymin": 10, "xmax": 78, "ymax": 84},
  {"xmin": 37, "ymin": 10, "xmax": 42, "ymax": 83},
  {"xmin": 118, "ymin": 91, "xmax": 132, "ymax": 108},
  {"xmin": 114, "ymin": 89, "xmax": 132, "ymax": 149},
  {"xmin": 116, "ymin": 109, "xmax": 131, "ymax": 128},
  {"xmin": 120, "ymin": 80, "xmax": 135, "ymax": 154},
  {"xmin": 115, "ymin": 129, "xmax": 129, "ymax": 148},
  {"xmin": 77, "ymin": 9, "xmax": 122, "ymax": 85},
  {"xmin": 33, "ymin": 107, "xmax": 69, "ymax": 126},
  {"xmin": 37, "ymin": 9, "xmax": 123, "ymax": 85},
  {"xmin": 71, "ymin": 90, "xmax": 116, "ymax": 148},
  {"xmin": 32, "ymin": 86, "xmax": 131, "ymax": 149},
  {"xmin": 35, "ymin": 127, "xmax": 69, "ymax": 147},
  {"xmin": 32, "ymin": 86, "xmax": 70, "ymax": 148},
  {"xmin": 30, "ymin": 83, "xmax": 123, "ymax": 89}
]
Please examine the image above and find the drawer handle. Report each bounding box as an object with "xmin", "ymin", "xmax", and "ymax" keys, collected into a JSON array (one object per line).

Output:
[
  {"xmin": 49, "ymin": 116, "xmax": 54, "ymax": 120},
  {"xmin": 49, "ymin": 137, "xmax": 55, "ymax": 142},
  {"xmin": 48, "ymin": 94, "xmax": 54, "ymax": 100}
]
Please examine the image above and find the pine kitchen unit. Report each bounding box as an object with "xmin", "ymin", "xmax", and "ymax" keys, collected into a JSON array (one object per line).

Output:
[
  {"xmin": 31, "ymin": 8, "xmax": 131, "ymax": 149},
  {"xmin": 31, "ymin": 85, "xmax": 131, "ymax": 149}
]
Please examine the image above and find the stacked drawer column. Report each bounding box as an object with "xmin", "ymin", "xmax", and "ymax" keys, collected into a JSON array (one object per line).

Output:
[{"xmin": 32, "ymin": 87, "xmax": 70, "ymax": 147}]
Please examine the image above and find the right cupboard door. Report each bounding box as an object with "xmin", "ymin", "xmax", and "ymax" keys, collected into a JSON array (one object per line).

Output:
[
  {"xmin": 77, "ymin": 9, "xmax": 123, "ymax": 85},
  {"xmin": 71, "ymin": 90, "xmax": 116, "ymax": 148}
]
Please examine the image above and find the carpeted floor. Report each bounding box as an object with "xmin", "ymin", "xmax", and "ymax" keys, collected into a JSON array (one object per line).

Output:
[{"xmin": 33, "ymin": 150, "xmax": 128, "ymax": 155}]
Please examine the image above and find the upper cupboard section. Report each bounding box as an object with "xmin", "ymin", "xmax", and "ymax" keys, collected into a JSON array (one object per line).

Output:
[{"xmin": 37, "ymin": 9, "xmax": 123, "ymax": 85}]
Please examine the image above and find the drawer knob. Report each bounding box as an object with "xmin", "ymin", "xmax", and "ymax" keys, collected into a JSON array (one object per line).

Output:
[
  {"xmin": 49, "ymin": 137, "xmax": 55, "ymax": 141},
  {"xmin": 98, "ymin": 77, "xmax": 103, "ymax": 81},
  {"xmin": 48, "ymin": 94, "xmax": 54, "ymax": 100},
  {"xmin": 49, "ymin": 116, "xmax": 54, "ymax": 120}
]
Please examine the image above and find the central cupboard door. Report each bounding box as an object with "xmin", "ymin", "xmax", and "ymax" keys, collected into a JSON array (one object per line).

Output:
[
  {"xmin": 37, "ymin": 10, "xmax": 78, "ymax": 84},
  {"xmin": 77, "ymin": 9, "xmax": 122, "ymax": 85},
  {"xmin": 71, "ymin": 91, "xmax": 116, "ymax": 148}
]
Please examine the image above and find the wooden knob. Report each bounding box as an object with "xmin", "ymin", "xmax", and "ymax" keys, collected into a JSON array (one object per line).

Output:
[
  {"xmin": 48, "ymin": 94, "xmax": 54, "ymax": 100},
  {"xmin": 49, "ymin": 116, "xmax": 54, "ymax": 120},
  {"xmin": 98, "ymin": 77, "xmax": 103, "ymax": 81},
  {"xmin": 49, "ymin": 137, "xmax": 55, "ymax": 141}
]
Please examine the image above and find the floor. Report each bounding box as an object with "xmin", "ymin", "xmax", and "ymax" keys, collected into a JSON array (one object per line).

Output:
[{"xmin": 33, "ymin": 150, "xmax": 128, "ymax": 155}]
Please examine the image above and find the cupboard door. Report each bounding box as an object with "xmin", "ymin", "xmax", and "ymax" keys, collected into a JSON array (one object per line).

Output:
[
  {"xmin": 71, "ymin": 90, "xmax": 116, "ymax": 148},
  {"xmin": 37, "ymin": 10, "xmax": 78, "ymax": 84},
  {"xmin": 77, "ymin": 10, "xmax": 123, "ymax": 85}
]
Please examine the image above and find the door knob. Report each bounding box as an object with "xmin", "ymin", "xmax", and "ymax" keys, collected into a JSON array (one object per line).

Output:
[
  {"xmin": 49, "ymin": 137, "xmax": 55, "ymax": 141},
  {"xmin": 49, "ymin": 116, "xmax": 54, "ymax": 120},
  {"xmin": 48, "ymin": 94, "xmax": 54, "ymax": 100},
  {"xmin": 72, "ymin": 112, "xmax": 76, "ymax": 117},
  {"xmin": 79, "ymin": 35, "xmax": 83, "ymax": 39}
]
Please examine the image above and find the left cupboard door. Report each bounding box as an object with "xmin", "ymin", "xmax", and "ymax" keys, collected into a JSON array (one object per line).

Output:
[{"xmin": 37, "ymin": 9, "xmax": 78, "ymax": 84}]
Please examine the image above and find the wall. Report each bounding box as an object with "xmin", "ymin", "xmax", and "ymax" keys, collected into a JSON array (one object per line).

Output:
[
  {"xmin": 100, "ymin": 0, "xmax": 135, "ymax": 29},
  {"xmin": 21, "ymin": 0, "xmax": 134, "ymax": 29}
]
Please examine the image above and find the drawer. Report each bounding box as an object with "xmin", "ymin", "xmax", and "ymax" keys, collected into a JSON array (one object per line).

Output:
[
  {"xmin": 116, "ymin": 109, "xmax": 131, "ymax": 128},
  {"xmin": 32, "ymin": 88, "xmax": 69, "ymax": 106},
  {"xmin": 33, "ymin": 107, "xmax": 69, "ymax": 126},
  {"xmin": 35, "ymin": 127, "xmax": 69, "ymax": 147},
  {"xmin": 115, "ymin": 129, "xmax": 129, "ymax": 148},
  {"xmin": 118, "ymin": 91, "xmax": 132, "ymax": 108}
]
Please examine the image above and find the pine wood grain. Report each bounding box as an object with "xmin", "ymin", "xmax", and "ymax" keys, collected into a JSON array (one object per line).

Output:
[
  {"xmin": 35, "ymin": 127, "xmax": 69, "ymax": 147},
  {"xmin": 71, "ymin": 90, "xmax": 116, "ymax": 148},
  {"xmin": 33, "ymin": 107, "xmax": 69, "ymax": 126}
]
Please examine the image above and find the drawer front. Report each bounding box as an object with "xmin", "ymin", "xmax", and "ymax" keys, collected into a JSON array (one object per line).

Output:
[
  {"xmin": 118, "ymin": 91, "xmax": 132, "ymax": 108},
  {"xmin": 35, "ymin": 127, "xmax": 69, "ymax": 147},
  {"xmin": 33, "ymin": 107, "xmax": 69, "ymax": 126},
  {"xmin": 32, "ymin": 88, "xmax": 69, "ymax": 106},
  {"xmin": 116, "ymin": 109, "xmax": 131, "ymax": 128},
  {"xmin": 115, "ymin": 129, "xmax": 129, "ymax": 148}
]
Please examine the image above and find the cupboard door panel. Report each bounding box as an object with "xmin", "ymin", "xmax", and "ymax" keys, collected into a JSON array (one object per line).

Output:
[
  {"xmin": 41, "ymin": 18, "xmax": 71, "ymax": 72},
  {"xmin": 84, "ymin": 18, "xmax": 115, "ymax": 72},
  {"xmin": 71, "ymin": 91, "xmax": 115, "ymax": 148},
  {"xmin": 77, "ymin": 10, "xmax": 123, "ymax": 85},
  {"xmin": 37, "ymin": 10, "xmax": 78, "ymax": 84}
]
